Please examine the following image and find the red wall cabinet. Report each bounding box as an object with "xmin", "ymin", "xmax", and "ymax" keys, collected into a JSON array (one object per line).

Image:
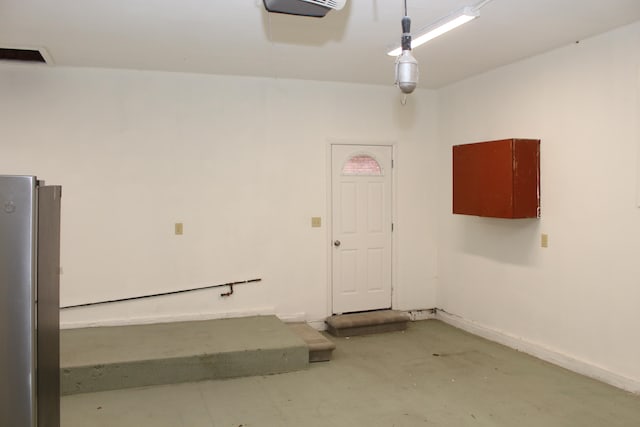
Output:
[{"xmin": 452, "ymin": 138, "xmax": 540, "ymax": 219}]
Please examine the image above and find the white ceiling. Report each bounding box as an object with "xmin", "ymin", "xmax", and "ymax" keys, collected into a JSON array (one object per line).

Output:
[{"xmin": 2, "ymin": 0, "xmax": 640, "ymax": 89}]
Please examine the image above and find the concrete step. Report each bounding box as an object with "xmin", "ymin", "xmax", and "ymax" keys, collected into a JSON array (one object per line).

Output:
[
  {"xmin": 60, "ymin": 315, "xmax": 308, "ymax": 395},
  {"xmin": 326, "ymin": 310, "xmax": 410, "ymax": 337},
  {"xmin": 287, "ymin": 323, "xmax": 336, "ymax": 362}
]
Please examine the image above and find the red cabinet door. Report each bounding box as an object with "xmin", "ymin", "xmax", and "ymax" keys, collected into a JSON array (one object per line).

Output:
[{"xmin": 453, "ymin": 139, "xmax": 540, "ymax": 219}]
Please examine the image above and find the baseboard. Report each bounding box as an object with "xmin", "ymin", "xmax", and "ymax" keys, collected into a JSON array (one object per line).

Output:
[
  {"xmin": 60, "ymin": 307, "xmax": 277, "ymax": 329},
  {"xmin": 306, "ymin": 320, "xmax": 328, "ymax": 331},
  {"xmin": 436, "ymin": 309, "xmax": 640, "ymax": 394},
  {"xmin": 275, "ymin": 313, "xmax": 328, "ymax": 330},
  {"xmin": 406, "ymin": 309, "xmax": 437, "ymax": 321},
  {"xmin": 277, "ymin": 312, "xmax": 307, "ymax": 323},
  {"xmin": 61, "ymin": 308, "xmax": 330, "ymax": 331}
]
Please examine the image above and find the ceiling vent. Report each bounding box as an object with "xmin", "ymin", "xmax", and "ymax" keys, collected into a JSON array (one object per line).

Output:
[
  {"xmin": 0, "ymin": 48, "xmax": 48, "ymax": 64},
  {"xmin": 263, "ymin": 0, "xmax": 346, "ymax": 18}
]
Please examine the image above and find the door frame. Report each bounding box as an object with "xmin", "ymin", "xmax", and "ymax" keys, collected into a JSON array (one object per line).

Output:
[{"xmin": 326, "ymin": 139, "xmax": 398, "ymax": 316}]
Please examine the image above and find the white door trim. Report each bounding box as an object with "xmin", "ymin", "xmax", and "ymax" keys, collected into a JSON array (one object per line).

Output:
[{"xmin": 325, "ymin": 139, "xmax": 398, "ymax": 316}]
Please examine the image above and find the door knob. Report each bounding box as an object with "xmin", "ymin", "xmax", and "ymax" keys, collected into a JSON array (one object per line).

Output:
[{"xmin": 334, "ymin": 240, "xmax": 341, "ymax": 247}]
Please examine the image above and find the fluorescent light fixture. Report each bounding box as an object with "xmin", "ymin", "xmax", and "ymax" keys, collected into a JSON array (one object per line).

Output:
[{"xmin": 387, "ymin": 6, "xmax": 479, "ymax": 56}]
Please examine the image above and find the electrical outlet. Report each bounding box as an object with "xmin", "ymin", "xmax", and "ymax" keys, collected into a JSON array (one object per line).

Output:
[
  {"xmin": 541, "ymin": 233, "xmax": 548, "ymax": 248},
  {"xmin": 175, "ymin": 223, "xmax": 184, "ymax": 235},
  {"xmin": 311, "ymin": 217, "xmax": 322, "ymax": 228}
]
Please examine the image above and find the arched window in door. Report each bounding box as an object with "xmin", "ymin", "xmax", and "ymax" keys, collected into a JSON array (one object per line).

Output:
[{"xmin": 342, "ymin": 154, "xmax": 383, "ymax": 176}]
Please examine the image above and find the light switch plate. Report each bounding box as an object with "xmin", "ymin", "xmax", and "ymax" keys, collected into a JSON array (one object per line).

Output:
[
  {"xmin": 541, "ymin": 233, "xmax": 548, "ymax": 248},
  {"xmin": 175, "ymin": 223, "xmax": 184, "ymax": 235},
  {"xmin": 311, "ymin": 217, "xmax": 321, "ymax": 228}
]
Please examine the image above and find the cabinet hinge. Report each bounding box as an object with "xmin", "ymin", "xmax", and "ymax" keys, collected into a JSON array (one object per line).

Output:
[{"xmin": 391, "ymin": 223, "xmax": 394, "ymax": 232}]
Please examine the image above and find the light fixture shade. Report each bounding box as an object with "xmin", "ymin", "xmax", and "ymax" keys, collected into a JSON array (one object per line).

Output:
[
  {"xmin": 387, "ymin": 6, "xmax": 480, "ymax": 56},
  {"xmin": 395, "ymin": 50, "xmax": 419, "ymax": 94}
]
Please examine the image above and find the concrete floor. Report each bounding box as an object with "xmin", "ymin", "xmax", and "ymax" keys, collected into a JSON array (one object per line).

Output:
[{"xmin": 62, "ymin": 320, "xmax": 640, "ymax": 427}]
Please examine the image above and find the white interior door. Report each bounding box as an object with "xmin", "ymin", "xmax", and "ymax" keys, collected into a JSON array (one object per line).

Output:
[{"xmin": 332, "ymin": 145, "xmax": 392, "ymax": 314}]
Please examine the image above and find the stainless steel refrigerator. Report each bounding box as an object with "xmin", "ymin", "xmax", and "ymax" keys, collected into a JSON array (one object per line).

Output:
[{"xmin": 0, "ymin": 176, "xmax": 61, "ymax": 427}]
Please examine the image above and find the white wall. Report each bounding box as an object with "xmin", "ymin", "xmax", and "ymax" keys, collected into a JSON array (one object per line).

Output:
[
  {"xmin": 0, "ymin": 65, "xmax": 439, "ymax": 328},
  {"xmin": 437, "ymin": 21, "xmax": 640, "ymax": 390}
]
